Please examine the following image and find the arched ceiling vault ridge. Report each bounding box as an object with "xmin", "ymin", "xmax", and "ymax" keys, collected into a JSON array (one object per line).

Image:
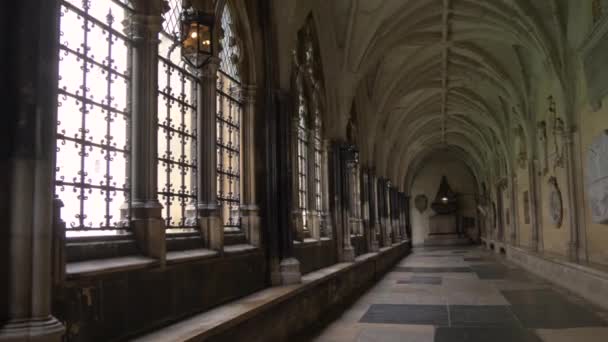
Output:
[
  {"xmin": 402, "ymin": 145, "xmax": 484, "ymax": 196},
  {"xmin": 322, "ymin": 0, "xmax": 569, "ymax": 186}
]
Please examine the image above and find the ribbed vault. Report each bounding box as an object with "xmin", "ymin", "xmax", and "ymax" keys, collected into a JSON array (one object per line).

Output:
[{"xmin": 289, "ymin": 0, "xmax": 575, "ymax": 192}]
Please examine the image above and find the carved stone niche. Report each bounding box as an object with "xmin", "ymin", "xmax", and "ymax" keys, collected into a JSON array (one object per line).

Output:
[
  {"xmin": 587, "ymin": 130, "xmax": 608, "ymax": 223},
  {"xmin": 414, "ymin": 194, "xmax": 428, "ymax": 213},
  {"xmin": 548, "ymin": 177, "xmax": 563, "ymax": 228}
]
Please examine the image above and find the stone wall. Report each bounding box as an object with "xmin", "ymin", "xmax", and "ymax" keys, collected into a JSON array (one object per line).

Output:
[{"xmin": 53, "ymin": 251, "xmax": 266, "ymax": 342}]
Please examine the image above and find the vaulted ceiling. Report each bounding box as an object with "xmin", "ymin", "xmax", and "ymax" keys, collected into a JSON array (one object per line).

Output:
[{"xmin": 275, "ymin": 0, "xmax": 579, "ymax": 191}]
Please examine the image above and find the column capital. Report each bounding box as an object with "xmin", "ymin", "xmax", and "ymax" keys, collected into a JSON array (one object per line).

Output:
[
  {"xmin": 197, "ymin": 57, "xmax": 221, "ymax": 79},
  {"xmin": 241, "ymin": 84, "xmax": 257, "ymax": 103},
  {"xmin": 129, "ymin": 14, "xmax": 163, "ymax": 42}
]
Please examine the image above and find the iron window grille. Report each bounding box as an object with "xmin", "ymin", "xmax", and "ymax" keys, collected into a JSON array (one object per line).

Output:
[
  {"xmin": 217, "ymin": 6, "xmax": 243, "ymax": 233},
  {"xmin": 55, "ymin": 0, "xmax": 133, "ymax": 237},
  {"xmin": 157, "ymin": 2, "xmax": 199, "ymax": 233}
]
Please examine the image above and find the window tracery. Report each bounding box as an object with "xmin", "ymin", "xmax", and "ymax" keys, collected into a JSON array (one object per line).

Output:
[{"xmin": 293, "ymin": 16, "xmax": 327, "ymax": 239}]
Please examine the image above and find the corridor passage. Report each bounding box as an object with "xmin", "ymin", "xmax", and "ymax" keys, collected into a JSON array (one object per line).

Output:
[{"xmin": 310, "ymin": 247, "xmax": 608, "ymax": 342}]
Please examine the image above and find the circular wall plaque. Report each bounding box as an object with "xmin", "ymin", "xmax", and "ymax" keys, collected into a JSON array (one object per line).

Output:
[
  {"xmin": 414, "ymin": 194, "xmax": 428, "ymax": 213},
  {"xmin": 548, "ymin": 177, "xmax": 563, "ymax": 228}
]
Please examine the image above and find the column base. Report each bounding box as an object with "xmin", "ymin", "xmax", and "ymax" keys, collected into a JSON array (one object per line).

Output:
[
  {"xmin": 342, "ymin": 245, "xmax": 356, "ymax": 262},
  {"xmin": 130, "ymin": 201, "xmax": 166, "ymax": 262},
  {"xmin": 279, "ymin": 258, "xmax": 302, "ymax": 285},
  {"xmin": 370, "ymin": 240, "xmax": 380, "ymax": 253},
  {"xmin": 0, "ymin": 316, "xmax": 64, "ymax": 342},
  {"xmin": 241, "ymin": 205, "xmax": 261, "ymax": 246},
  {"xmin": 568, "ymin": 241, "xmax": 579, "ymax": 262},
  {"xmin": 198, "ymin": 207, "xmax": 223, "ymax": 252}
]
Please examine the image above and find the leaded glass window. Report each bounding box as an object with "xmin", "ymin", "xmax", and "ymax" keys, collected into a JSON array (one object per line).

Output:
[
  {"xmin": 217, "ymin": 5, "xmax": 243, "ymax": 233},
  {"xmin": 157, "ymin": 0, "xmax": 199, "ymax": 232},
  {"xmin": 56, "ymin": 0, "xmax": 133, "ymax": 237}
]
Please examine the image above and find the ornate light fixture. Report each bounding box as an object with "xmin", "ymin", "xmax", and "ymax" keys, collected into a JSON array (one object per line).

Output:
[{"xmin": 181, "ymin": 6, "xmax": 214, "ymax": 68}]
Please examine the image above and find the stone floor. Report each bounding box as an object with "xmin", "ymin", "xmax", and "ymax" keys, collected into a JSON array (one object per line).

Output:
[{"xmin": 307, "ymin": 246, "xmax": 608, "ymax": 342}]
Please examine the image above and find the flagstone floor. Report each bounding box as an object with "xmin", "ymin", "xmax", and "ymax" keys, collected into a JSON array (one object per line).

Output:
[{"xmin": 307, "ymin": 246, "xmax": 608, "ymax": 342}]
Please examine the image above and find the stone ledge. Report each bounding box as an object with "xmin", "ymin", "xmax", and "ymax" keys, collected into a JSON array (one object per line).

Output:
[
  {"xmin": 66, "ymin": 256, "xmax": 158, "ymax": 279},
  {"xmin": 166, "ymin": 248, "xmax": 219, "ymax": 264},
  {"xmin": 506, "ymin": 245, "xmax": 608, "ymax": 311},
  {"xmin": 132, "ymin": 241, "xmax": 409, "ymax": 342}
]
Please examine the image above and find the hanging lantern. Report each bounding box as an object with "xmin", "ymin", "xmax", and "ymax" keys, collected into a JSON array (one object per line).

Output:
[{"xmin": 181, "ymin": 6, "xmax": 214, "ymax": 68}]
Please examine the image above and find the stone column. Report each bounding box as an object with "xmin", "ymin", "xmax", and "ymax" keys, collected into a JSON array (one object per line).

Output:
[
  {"xmin": 361, "ymin": 168, "xmax": 373, "ymax": 251},
  {"xmin": 1, "ymin": 0, "xmax": 65, "ymax": 340},
  {"xmin": 529, "ymin": 159, "xmax": 541, "ymax": 251},
  {"xmin": 278, "ymin": 92, "xmax": 301, "ymax": 284},
  {"xmin": 385, "ymin": 181, "xmax": 395, "ymax": 244},
  {"xmin": 129, "ymin": 5, "xmax": 166, "ymax": 260},
  {"xmin": 563, "ymin": 130, "xmax": 580, "ymax": 262},
  {"xmin": 240, "ymin": 85, "xmax": 261, "ymax": 246},
  {"xmin": 194, "ymin": 58, "xmax": 223, "ymax": 251},
  {"xmin": 510, "ymin": 174, "xmax": 519, "ymax": 246},
  {"xmin": 341, "ymin": 145, "xmax": 356, "ymax": 262},
  {"xmin": 320, "ymin": 139, "xmax": 332, "ymax": 238},
  {"xmin": 369, "ymin": 170, "xmax": 380, "ymax": 251}
]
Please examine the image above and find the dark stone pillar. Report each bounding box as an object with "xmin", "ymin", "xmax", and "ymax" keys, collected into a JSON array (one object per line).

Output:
[
  {"xmin": 1, "ymin": 0, "xmax": 65, "ymax": 340},
  {"xmin": 129, "ymin": 0, "xmax": 166, "ymax": 261}
]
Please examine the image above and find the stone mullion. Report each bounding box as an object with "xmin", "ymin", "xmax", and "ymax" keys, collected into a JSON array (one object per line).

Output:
[
  {"xmin": 129, "ymin": 7, "xmax": 165, "ymax": 260},
  {"xmin": 240, "ymin": 85, "xmax": 260, "ymax": 246},
  {"xmin": 195, "ymin": 58, "xmax": 223, "ymax": 251}
]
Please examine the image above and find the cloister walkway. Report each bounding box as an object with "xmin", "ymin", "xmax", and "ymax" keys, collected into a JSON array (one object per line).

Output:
[{"xmin": 308, "ymin": 246, "xmax": 608, "ymax": 342}]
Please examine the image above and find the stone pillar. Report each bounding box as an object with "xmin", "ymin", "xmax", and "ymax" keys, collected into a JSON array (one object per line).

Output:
[
  {"xmin": 1, "ymin": 0, "xmax": 65, "ymax": 339},
  {"xmin": 278, "ymin": 92, "xmax": 301, "ymax": 284},
  {"xmin": 563, "ymin": 131, "xmax": 580, "ymax": 262},
  {"xmin": 320, "ymin": 139, "xmax": 333, "ymax": 238},
  {"xmin": 129, "ymin": 5, "xmax": 166, "ymax": 260},
  {"xmin": 510, "ymin": 174, "xmax": 519, "ymax": 246},
  {"xmin": 240, "ymin": 85, "xmax": 261, "ymax": 246},
  {"xmin": 194, "ymin": 58, "xmax": 223, "ymax": 251},
  {"xmin": 529, "ymin": 159, "xmax": 541, "ymax": 251},
  {"xmin": 386, "ymin": 181, "xmax": 395, "ymax": 244},
  {"xmin": 341, "ymin": 145, "xmax": 356, "ymax": 262},
  {"xmin": 369, "ymin": 170, "xmax": 380, "ymax": 251}
]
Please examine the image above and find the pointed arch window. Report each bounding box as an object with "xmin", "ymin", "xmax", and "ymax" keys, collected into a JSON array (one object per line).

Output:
[
  {"xmin": 217, "ymin": 5, "xmax": 243, "ymax": 233},
  {"xmin": 157, "ymin": 0, "xmax": 199, "ymax": 232},
  {"xmin": 292, "ymin": 16, "xmax": 328, "ymax": 240},
  {"xmin": 55, "ymin": 0, "xmax": 133, "ymax": 237}
]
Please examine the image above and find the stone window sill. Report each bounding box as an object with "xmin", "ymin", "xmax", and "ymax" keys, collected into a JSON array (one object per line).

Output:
[
  {"xmin": 166, "ymin": 248, "xmax": 219, "ymax": 264},
  {"xmin": 66, "ymin": 256, "xmax": 158, "ymax": 279},
  {"xmin": 224, "ymin": 244, "xmax": 258, "ymax": 255},
  {"xmin": 294, "ymin": 238, "xmax": 332, "ymax": 246}
]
